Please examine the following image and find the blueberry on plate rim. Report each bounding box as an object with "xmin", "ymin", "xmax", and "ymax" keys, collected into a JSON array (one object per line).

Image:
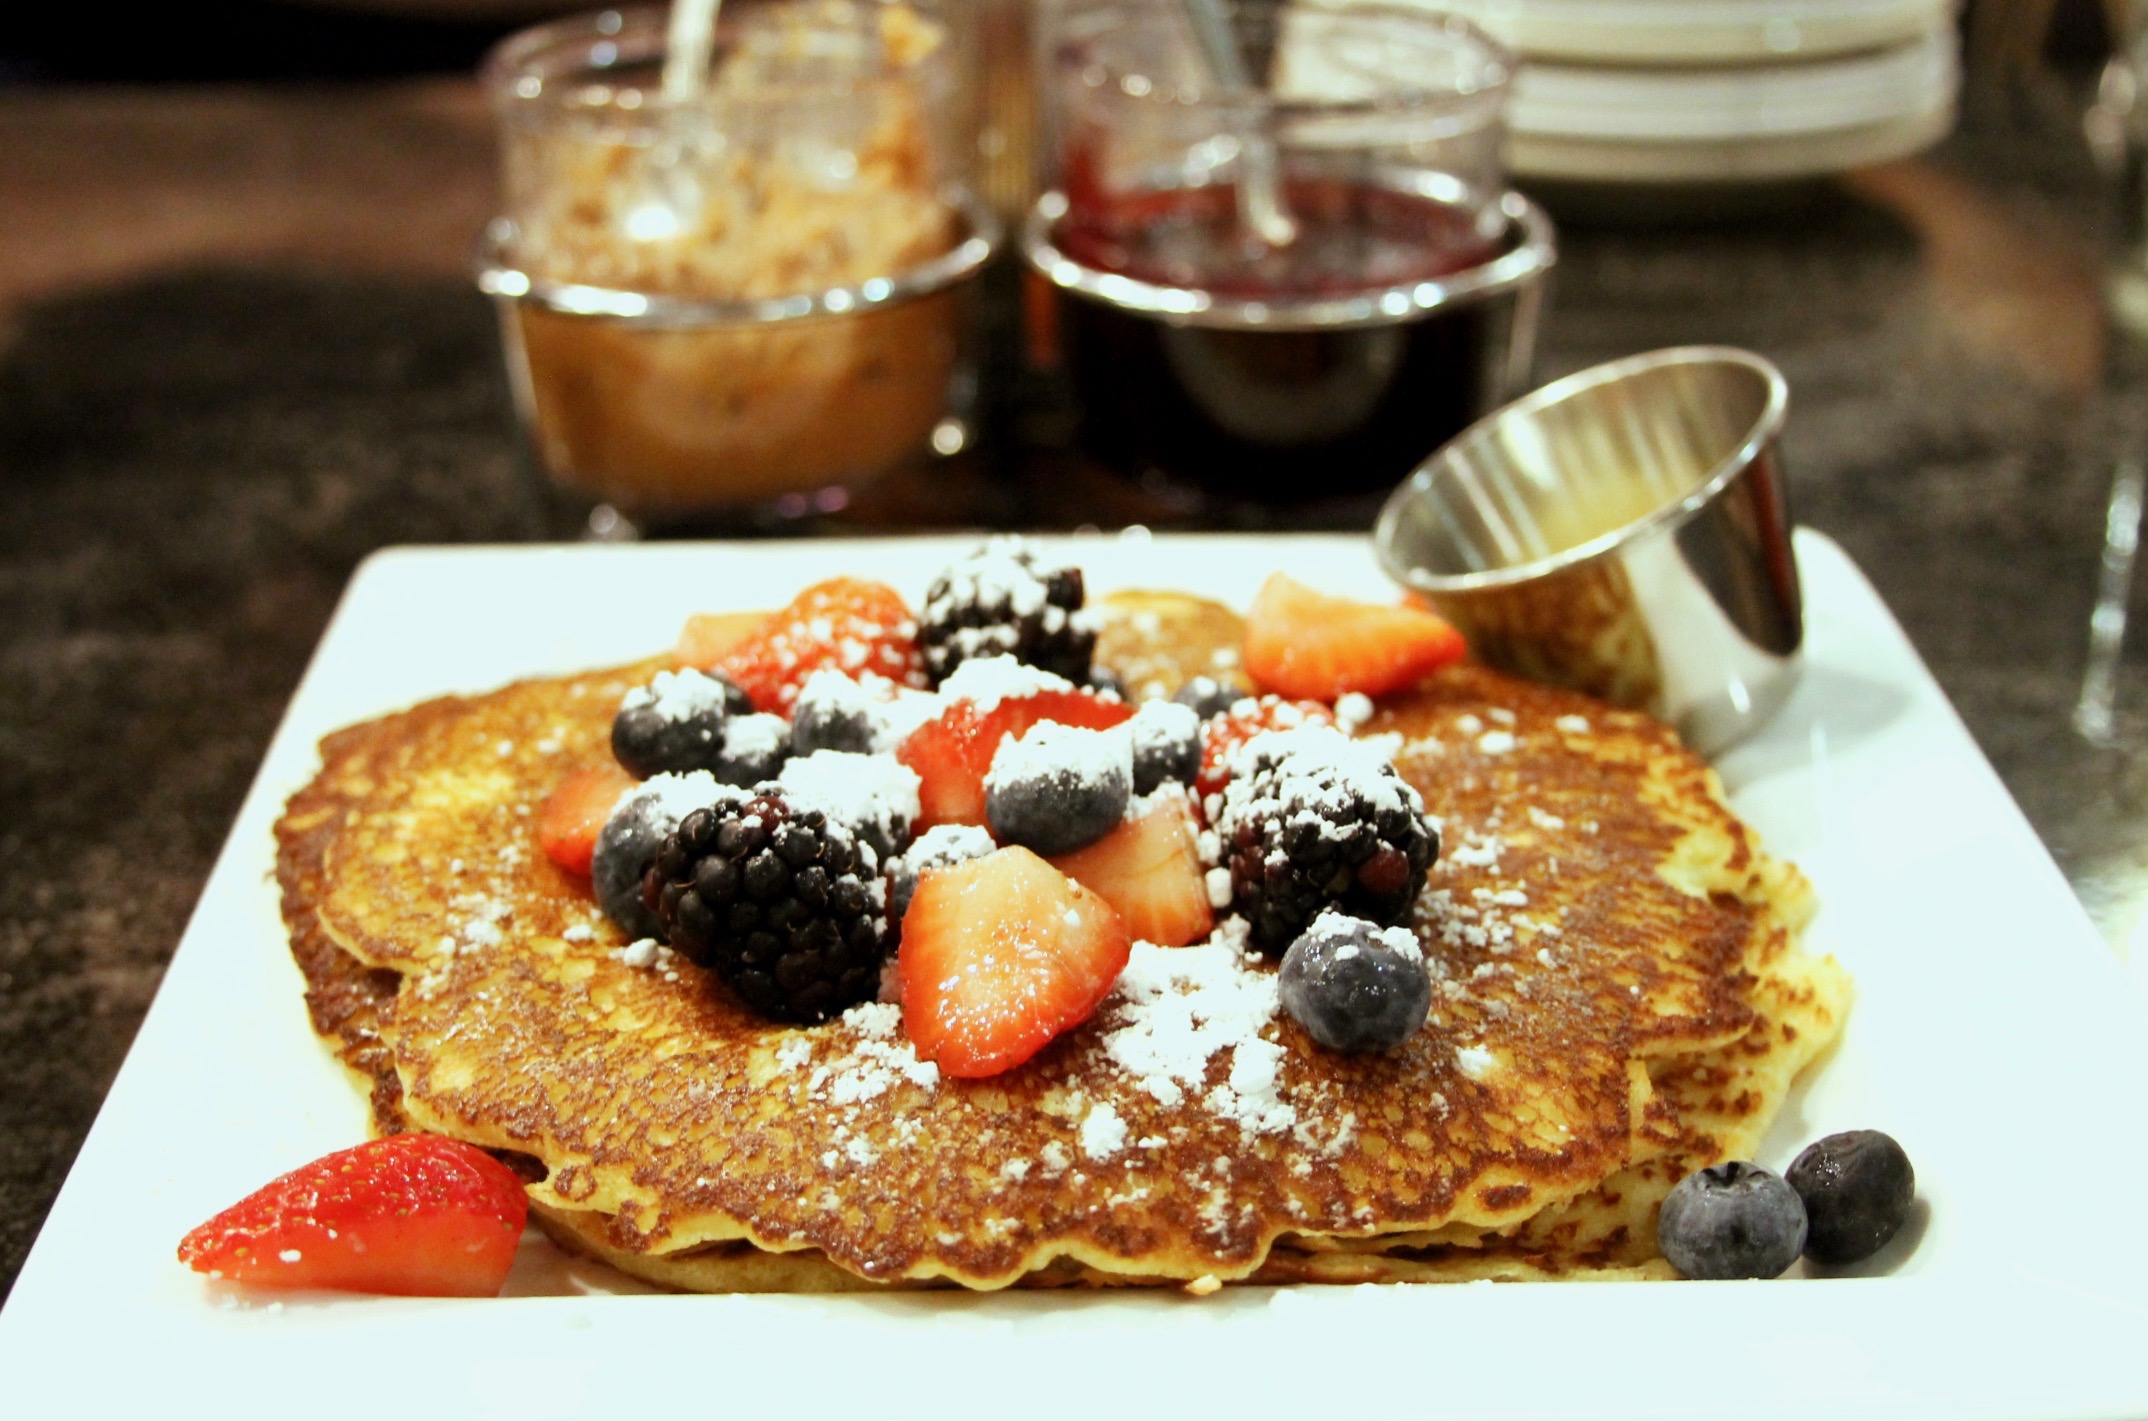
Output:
[
  {"xmin": 1657, "ymin": 1161, "xmax": 1808, "ymax": 1280},
  {"xmin": 1786, "ymin": 1130, "xmax": 1915, "ymax": 1265}
]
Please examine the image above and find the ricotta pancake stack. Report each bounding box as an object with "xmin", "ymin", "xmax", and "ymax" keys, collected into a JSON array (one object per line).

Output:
[{"xmin": 276, "ymin": 587, "xmax": 1846, "ymax": 1289}]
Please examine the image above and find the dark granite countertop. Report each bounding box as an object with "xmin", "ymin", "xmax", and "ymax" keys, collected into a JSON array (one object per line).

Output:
[{"xmin": 7, "ymin": 86, "xmax": 2148, "ymax": 1300}]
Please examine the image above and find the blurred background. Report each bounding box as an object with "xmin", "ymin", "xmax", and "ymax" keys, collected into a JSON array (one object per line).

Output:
[{"xmin": 6, "ymin": 0, "xmax": 2148, "ymax": 1298}]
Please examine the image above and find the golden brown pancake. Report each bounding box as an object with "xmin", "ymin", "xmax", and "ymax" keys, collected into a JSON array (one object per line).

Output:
[{"xmin": 276, "ymin": 588, "xmax": 1845, "ymax": 1290}]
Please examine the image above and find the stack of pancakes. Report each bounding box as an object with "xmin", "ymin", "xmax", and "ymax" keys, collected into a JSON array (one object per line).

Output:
[{"xmin": 276, "ymin": 590, "xmax": 1847, "ymax": 1290}]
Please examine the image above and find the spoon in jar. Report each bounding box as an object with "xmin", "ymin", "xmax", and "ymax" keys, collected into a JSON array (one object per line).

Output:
[
  {"xmin": 635, "ymin": 0, "xmax": 723, "ymax": 238},
  {"xmin": 1179, "ymin": 0, "xmax": 1296, "ymax": 248}
]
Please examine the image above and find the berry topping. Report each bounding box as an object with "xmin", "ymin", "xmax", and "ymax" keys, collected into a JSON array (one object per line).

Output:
[
  {"xmin": 1216, "ymin": 725, "xmax": 1438, "ymax": 953},
  {"xmin": 594, "ymin": 772, "xmax": 739, "ymax": 939},
  {"xmin": 709, "ymin": 577, "xmax": 924, "ymax": 715},
  {"xmin": 611, "ymin": 668, "xmax": 753, "ymax": 778},
  {"xmin": 177, "ymin": 1134, "xmax": 528, "ymax": 1297},
  {"xmin": 1172, "ymin": 675, "xmax": 1250, "ymax": 721},
  {"xmin": 674, "ymin": 610, "xmax": 772, "ymax": 672},
  {"xmin": 646, "ymin": 791, "xmax": 888, "ymax": 1024},
  {"xmin": 886, "ymin": 822, "xmax": 996, "ymax": 932},
  {"xmin": 1277, "ymin": 909, "xmax": 1431, "ymax": 1053},
  {"xmin": 717, "ymin": 712, "xmax": 793, "ymax": 786},
  {"xmin": 1785, "ymin": 1130, "xmax": 1915, "ymax": 1265},
  {"xmin": 1126, "ymin": 698, "xmax": 1202, "ymax": 795},
  {"xmin": 898, "ymin": 847, "xmax": 1131, "ymax": 1078},
  {"xmin": 1195, "ymin": 694, "xmax": 1335, "ymax": 801},
  {"xmin": 790, "ymin": 668, "xmax": 943, "ymax": 756},
  {"xmin": 776, "ymin": 749, "xmax": 922, "ymax": 861},
  {"xmin": 918, "ymin": 538, "xmax": 1095, "ymax": 686},
  {"xmin": 1087, "ymin": 664, "xmax": 1128, "ymax": 700},
  {"xmin": 899, "ymin": 663, "xmax": 1133, "ymax": 830},
  {"xmin": 537, "ymin": 763, "xmax": 636, "ymax": 877},
  {"xmin": 1242, "ymin": 572, "xmax": 1468, "ymax": 701},
  {"xmin": 985, "ymin": 720, "xmax": 1132, "ymax": 856},
  {"xmin": 1049, "ymin": 787, "xmax": 1214, "ymax": 947},
  {"xmin": 1657, "ymin": 1161, "xmax": 1809, "ymax": 1280}
]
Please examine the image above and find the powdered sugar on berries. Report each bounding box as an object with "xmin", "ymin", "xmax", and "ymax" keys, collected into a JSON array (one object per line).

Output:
[
  {"xmin": 779, "ymin": 751, "xmax": 921, "ymax": 847},
  {"xmin": 619, "ymin": 668, "xmax": 731, "ymax": 725},
  {"xmin": 937, "ymin": 654, "xmax": 1074, "ymax": 713}
]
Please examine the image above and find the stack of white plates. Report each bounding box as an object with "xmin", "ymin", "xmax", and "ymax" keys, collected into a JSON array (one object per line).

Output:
[{"xmin": 1420, "ymin": 0, "xmax": 1963, "ymax": 187}]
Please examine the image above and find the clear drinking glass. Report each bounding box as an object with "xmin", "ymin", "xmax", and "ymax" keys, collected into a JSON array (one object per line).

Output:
[
  {"xmin": 1026, "ymin": 0, "xmax": 1552, "ymax": 505},
  {"xmin": 479, "ymin": 2, "xmax": 996, "ymax": 533}
]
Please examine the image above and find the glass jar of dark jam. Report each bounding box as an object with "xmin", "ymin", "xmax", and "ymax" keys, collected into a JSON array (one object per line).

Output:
[{"xmin": 1025, "ymin": 2, "xmax": 1553, "ymax": 505}]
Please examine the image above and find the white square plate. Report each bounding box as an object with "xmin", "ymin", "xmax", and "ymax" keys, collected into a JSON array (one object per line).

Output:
[{"xmin": 5, "ymin": 531, "xmax": 2147, "ymax": 1421}]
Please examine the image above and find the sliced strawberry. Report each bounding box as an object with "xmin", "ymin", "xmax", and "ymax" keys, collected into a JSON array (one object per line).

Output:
[
  {"xmin": 709, "ymin": 577, "xmax": 923, "ymax": 714},
  {"xmin": 178, "ymin": 1133, "xmax": 528, "ymax": 1297},
  {"xmin": 1196, "ymin": 695, "xmax": 1336, "ymax": 801},
  {"xmin": 538, "ymin": 763, "xmax": 636, "ymax": 877},
  {"xmin": 1242, "ymin": 572, "xmax": 1467, "ymax": 701},
  {"xmin": 1050, "ymin": 788, "xmax": 1213, "ymax": 947},
  {"xmin": 674, "ymin": 610, "xmax": 769, "ymax": 669},
  {"xmin": 899, "ymin": 847, "xmax": 1131, "ymax": 1078},
  {"xmin": 900, "ymin": 688, "xmax": 1134, "ymax": 830}
]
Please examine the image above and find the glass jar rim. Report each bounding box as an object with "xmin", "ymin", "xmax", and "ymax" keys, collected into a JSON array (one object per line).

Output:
[
  {"xmin": 483, "ymin": 2, "xmax": 942, "ymax": 115},
  {"xmin": 477, "ymin": 187, "xmax": 1000, "ymax": 326},
  {"xmin": 1022, "ymin": 185, "xmax": 1553, "ymax": 331},
  {"xmin": 1060, "ymin": 2, "xmax": 1514, "ymax": 121}
]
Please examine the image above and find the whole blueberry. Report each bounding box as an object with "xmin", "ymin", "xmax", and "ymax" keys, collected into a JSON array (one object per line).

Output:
[
  {"xmin": 1173, "ymin": 676, "xmax": 1248, "ymax": 721},
  {"xmin": 1278, "ymin": 912, "xmax": 1432, "ymax": 1053},
  {"xmin": 716, "ymin": 713, "xmax": 792, "ymax": 787},
  {"xmin": 1786, "ymin": 1131, "xmax": 1915, "ymax": 1265},
  {"xmin": 593, "ymin": 774, "xmax": 735, "ymax": 938},
  {"xmin": 1658, "ymin": 1161, "xmax": 1808, "ymax": 1279},
  {"xmin": 984, "ymin": 721, "xmax": 1131, "ymax": 856},
  {"xmin": 611, "ymin": 669, "xmax": 751, "ymax": 778},
  {"xmin": 791, "ymin": 670, "xmax": 883, "ymax": 755},
  {"xmin": 1127, "ymin": 700, "xmax": 1202, "ymax": 795},
  {"xmin": 1088, "ymin": 665, "xmax": 1128, "ymax": 701}
]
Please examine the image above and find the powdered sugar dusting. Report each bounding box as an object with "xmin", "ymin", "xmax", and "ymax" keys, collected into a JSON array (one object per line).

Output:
[
  {"xmin": 620, "ymin": 668, "xmax": 730, "ymax": 726},
  {"xmin": 1078, "ymin": 1100, "xmax": 1129, "ymax": 1161},
  {"xmin": 937, "ymin": 654, "xmax": 1073, "ymax": 713},
  {"xmin": 1098, "ymin": 934, "xmax": 1297, "ymax": 1138},
  {"xmin": 778, "ymin": 751, "xmax": 920, "ymax": 845},
  {"xmin": 804, "ymin": 1002, "xmax": 941, "ymax": 1105}
]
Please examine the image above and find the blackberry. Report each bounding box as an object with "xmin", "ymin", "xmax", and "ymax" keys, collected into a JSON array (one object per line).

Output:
[
  {"xmin": 644, "ymin": 791, "xmax": 887, "ymax": 1024},
  {"xmin": 593, "ymin": 773, "xmax": 738, "ymax": 939},
  {"xmin": 611, "ymin": 668, "xmax": 752, "ymax": 778},
  {"xmin": 918, "ymin": 539, "xmax": 1094, "ymax": 686},
  {"xmin": 1216, "ymin": 725, "xmax": 1438, "ymax": 953}
]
